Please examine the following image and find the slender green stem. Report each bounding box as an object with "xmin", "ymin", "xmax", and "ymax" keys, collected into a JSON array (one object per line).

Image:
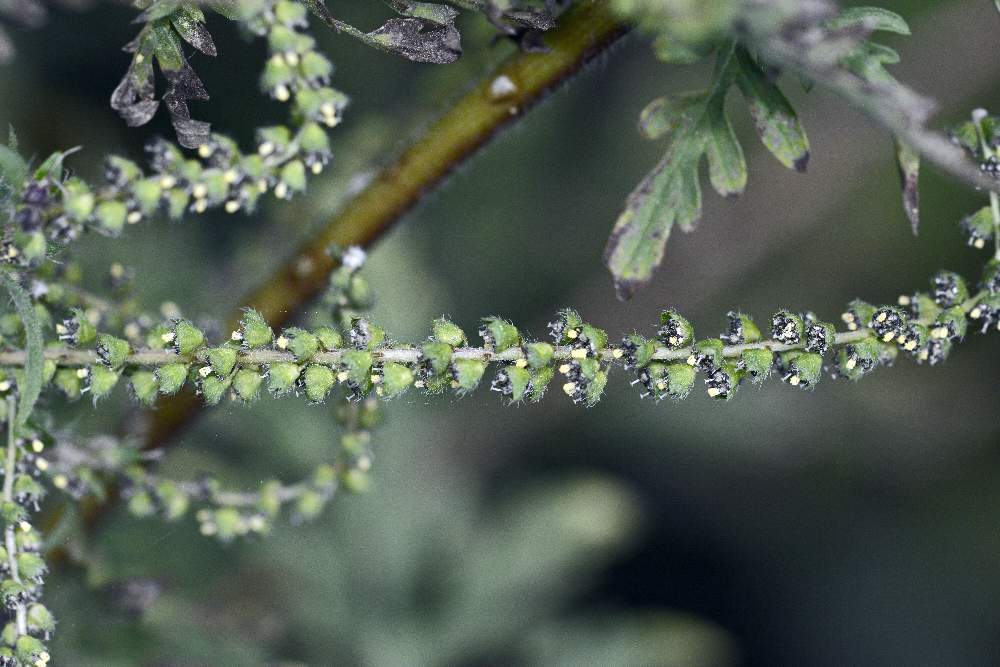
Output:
[{"xmin": 3, "ymin": 396, "xmax": 26, "ymax": 638}]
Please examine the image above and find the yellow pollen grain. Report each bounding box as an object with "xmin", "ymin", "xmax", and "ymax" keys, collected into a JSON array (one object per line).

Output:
[
  {"xmin": 562, "ymin": 382, "xmax": 576, "ymax": 395},
  {"xmin": 570, "ymin": 348, "xmax": 587, "ymax": 360},
  {"xmin": 558, "ymin": 364, "xmax": 571, "ymax": 374},
  {"xmin": 515, "ymin": 358, "xmax": 527, "ymax": 368},
  {"xmin": 706, "ymin": 387, "xmax": 722, "ymax": 398},
  {"xmin": 686, "ymin": 355, "xmax": 696, "ymax": 366},
  {"xmin": 876, "ymin": 312, "xmax": 888, "ymax": 323},
  {"xmin": 845, "ymin": 358, "xmax": 857, "ymax": 370},
  {"xmin": 566, "ymin": 329, "xmax": 578, "ymax": 339},
  {"xmin": 789, "ymin": 375, "xmax": 801, "ymax": 386}
]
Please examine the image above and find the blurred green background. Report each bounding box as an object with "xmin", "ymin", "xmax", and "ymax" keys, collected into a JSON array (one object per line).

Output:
[{"xmin": 3, "ymin": 0, "xmax": 1000, "ymax": 664}]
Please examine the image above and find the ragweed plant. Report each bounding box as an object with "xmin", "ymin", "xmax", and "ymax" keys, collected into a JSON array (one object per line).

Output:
[{"xmin": 0, "ymin": 0, "xmax": 997, "ymax": 663}]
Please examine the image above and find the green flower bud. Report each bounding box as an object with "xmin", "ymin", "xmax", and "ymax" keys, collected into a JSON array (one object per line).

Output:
[
  {"xmin": 740, "ymin": 347, "xmax": 774, "ymax": 384},
  {"xmin": 54, "ymin": 368, "xmax": 82, "ymax": 400},
  {"xmin": 127, "ymin": 490, "xmax": 155, "ymax": 518},
  {"xmin": 837, "ymin": 336, "xmax": 880, "ymax": 380},
  {"xmin": 339, "ymin": 350, "xmax": 372, "ymax": 388},
  {"xmin": 303, "ymin": 364, "xmax": 336, "ymax": 403},
  {"xmin": 301, "ymin": 50, "xmax": 334, "ymax": 83},
  {"xmin": 232, "ymin": 368, "xmax": 264, "ymax": 402},
  {"xmin": 63, "ymin": 178, "xmax": 95, "ymax": 222},
  {"xmin": 804, "ymin": 321, "xmax": 836, "ymax": 355},
  {"xmin": 432, "ymin": 318, "xmax": 467, "ymax": 347},
  {"xmin": 258, "ymin": 481, "xmax": 283, "ymax": 518},
  {"xmin": 156, "ymin": 363, "xmax": 189, "ymax": 395},
  {"xmin": 579, "ymin": 323, "xmax": 608, "ymax": 356},
  {"xmin": 13, "ymin": 476, "xmax": 43, "ymax": 504},
  {"xmin": 131, "ymin": 177, "xmax": 162, "ymax": 216},
  {"xmin": 480, "ymin": 317, "xmax": 520, "ymax": 352},
  {"xmin": 57, "ymin": 308, "xmax": 97, "ymax": 347},
  {"xmin": 129, "ymin": 370, "xmax": 159, "ymax": 406},
  {"xmin": 339, "ymin": 470, "xmax": 369, "ymax": 494},
  {"xmin": 771, "ymin": 310, "xmax": 804, "ymax": 345},
  {"xmin": 780, "ymin": 351, "xmax": 823, "ymax": 388},
  {"xmin": 16, "ymin": 552, "xmax": 46, "ymax": 582},
  {"xmin": 314, "ymin": 326, "xmax": 343, "ymax": 351},
  {"xmin": 206, "ymin": 346, "xmax": 238, "ymax": 377},
  {"xmin": 618, "ymin": 334, "xmax": 653, "ymax": 370},
  {"xmin": 94, "ymin": 200, "xmax": 127, "ymax": 236},
  {"xmin": 917, "ymin": 337, "xmax": 952, "ymax": 365},
  {"xmin": 932, "ymin": 271, "xmax": 969, "ymax": 307},
  {"xmin": 155, "ymin": 479, "xmax": 190, "ymax": 521},
  {"xmin": 349, "ymin": 318, "xmax": 384, "ymax": 350},
  {"xmin": 298, "ymin": 122, "xmax": 330, "ymax": 154},
  {"xmin": 930, "ymin": 305, "xmax": 968, "ymax": 341},
  {"xmin": 721, "ymin": 311, "xmax": 762, "ymax": 345},
  {"xmin": 267, "ymin": 361, "xmax": 301, "ymax": 396},
  {"xmin": 42, "ymin": 358, "xmax": 56, "ymax": 385},
  {"xmin": 0, "ymin": 501, "xmax": 25, "ymax": 527},
  {"xmin": 705, "ymin": 362, "xmax": 743, "ymax": 400},
  {"xmin": 961, "ymin": 206, "xmax": 995, "ymax": 249},
  {"xmin": 420, "ymin": 341, "xmax": 453, "ymax": 378},
  {"xmin": 16, "ymin": 231, "xmax": 46, "ymax": 263},
  {"xmin": 96, "ymin": 334, "xmax": 130, "ymax": 370},
  {"xmin": 528, "ymin": 366, "xmax": 554, "ymax": 402},
  {"xmin": 549, "ymin": 308, "xmax": 584, "ymax": 344},
  {"xmin": 171, "ymin": 320, "xmax": 205, "ymax": 356},
  {"xmin": 280, "ymin": 328, "xmax": 318, "ymax": 361},
  {"xmin": 688, "ymin": 338, "xmax": 724, "ymax": 373},
  {"xmin": 379, "ymin": 362, "xmax": 414, "ymax": 398},
  {"xmin": 451, "ymin": 358, "xmax": 485, "ymax": 394},
  {"xmin": 524, "ymin": 341, "xmax": 555, "ymax": 369},
  {"xmin": 658, "ymin": 309, "xmax": 694, "ymax": 349},
  {"xmin": 199, "ymin": 374, "xmax": 231, "ymax": 405},
  {"xmin": 869, "ymin": 306, "xmax": 908, "ymax": 343},
  {"xmin": 236, "ymin": 308, "xmax": 273, "ymax": 349},
  {"xmin": 842, "ymin": 299, "xmax": 875, "ymax": 332},
  {"xmin": 26, "ymin": 603, "xmax": 55, "ymax": 636},
  {"xmin": 491, "ymin": 365, "xmax": 531, "ymax": 402},
  {"xmin": 899, "ymin": 291, "xmax": 940, "ymax": 321},
  {"xmin": 213, "ymin": 507, "xmax": 247, "ymax": 542},
  {"xmin": 275, "ymin": 0, "xmax": 308, "ymax": 25},
  {"xmin": 278, "ymin": 160, "xmax": 307, "ymax": 198},
  {"xmin": 14, "ymin": 634, "xmax": 47, "ymax": 666},
  {"xmin": 165, "ymin": 188, "xmax": 190, "ymax": 220},
  {"xmin": 296, "ymin": 489, "xmax": 328, "ymax": 518},
  {"xmin": 88, "ymin": 365, "xmax": 120, "ymax": 401}
]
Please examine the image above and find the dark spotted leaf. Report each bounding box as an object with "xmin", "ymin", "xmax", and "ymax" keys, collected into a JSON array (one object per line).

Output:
[
  {"xmin": 151, "ymin": 20, "xmax": 211, "ymax": 148},
  {"xmin": 171, "ymin": 7, "xmax": 216, "ymax": 57},
  {"xmin": 896, "ymin": 139, "xmax": 920, "ymax": 233},
  {"xmin": 110, "ymin": 29, "xmax": 160, "ymax": 128},
  {"xmin": 135, "ymin": 0, "xmax": 183, "ymax": 22},
  {"xmin": 734, "ymin": 48, "xmax": 809, "ymax": 171},
  {"xmin": 1, "ymin": 272, "xmax": 44, "ymax": 429},
  {"xmin": 365, "ymin": 17, "xmax": 461, "ymax": 64}
]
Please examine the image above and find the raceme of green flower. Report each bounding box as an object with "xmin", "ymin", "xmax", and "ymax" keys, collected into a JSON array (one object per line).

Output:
[
  {"xmin": 0, "ymin": 256, "xmax": 996, "ymax": 411},
  {"xmin": 0, "ymin": 0, "xmax": 347, "ymax": 271}
]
